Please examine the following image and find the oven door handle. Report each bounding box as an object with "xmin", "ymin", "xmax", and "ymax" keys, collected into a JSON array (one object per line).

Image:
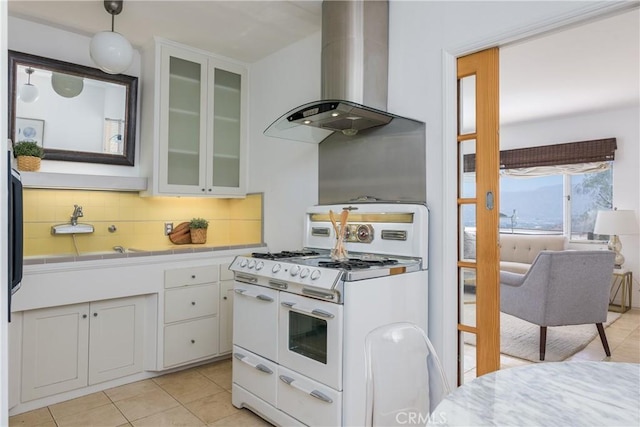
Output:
[
  {"xmin": 233, "ymin": 352, "xmax": 273, "ymax": 374},
  {"xmin": 279, "ymin": 375, "xmax": 333, "ymax": 404},
  {"xmin": 280, "ymin": 301, "xmax": 335, "ymax": 319},
  {"xmin": 234, "ymin": 289, "xmax": 274, "ymax": 302}
]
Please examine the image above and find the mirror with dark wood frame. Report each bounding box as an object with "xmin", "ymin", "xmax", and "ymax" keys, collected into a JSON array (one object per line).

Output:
[{"xmin": 8, "ymin": 50, "xmax": 138, "ymax": 166}]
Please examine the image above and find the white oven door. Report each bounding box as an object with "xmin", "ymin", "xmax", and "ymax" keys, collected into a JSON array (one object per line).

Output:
[
  {"xmin": 233, "ymin": 282, "xmax": 279, "ymax": 362},
  {"xmin": 278, "ymin": 293, "xmax": 343, "ymax": 390}
]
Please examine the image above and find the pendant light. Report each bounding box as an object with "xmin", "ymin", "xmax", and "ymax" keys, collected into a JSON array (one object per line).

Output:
[
  {"xmin": 51, "ymin": 73, "xmax": 84, "ymax": 98},
  {"xmin": 19, "ymin": 67, "xmax": 39, "ymax": 103},
  {"xmin": 90, "ymin": 0, "xmax": 133, "ymax": 74}
]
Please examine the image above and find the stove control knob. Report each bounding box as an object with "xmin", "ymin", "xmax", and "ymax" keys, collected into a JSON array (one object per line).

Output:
[
  {"xmin": 300, "ymin": 268, "xmax": 310, "ymax": 279},
  {"xmin": 272, "ymin": 264, "xmax": 281, "ymax": 273},
  {"xmin": 248, "ymin": 260, "xmax": 256, "ymax": 269},
  {"xmin": 239, "ymin": 259, "xmax": 248, "ymax": 268},
  {"xmin": 290, "ymin": 265, "xmax": 301, "ymax": 277},
  {"xmin": 310, "ymin": 270, "xmax": 321, "ymax": 280},
  {"xmin": 256, "ymin": 261, "xmax": 264, "ymax": 271}
]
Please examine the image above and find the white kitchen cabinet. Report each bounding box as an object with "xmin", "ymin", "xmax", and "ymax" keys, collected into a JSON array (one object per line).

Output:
[
  {"xmin": 163, "ymin": 265, "xmax": 220, "ymax": 367},
  {"xmin": 88, "ymin": 297, "xmax": 146, "ymax": 385},
  {"xmin": 21, "ymin": 296, "xmax": 145, "ymax": 402},
  {"xmin": 219, "ymin": 263, "xmax": 234, "ymax": 354},
  {"xmin": 142, "ymin": 38, "xmax": 247, "ymax": 197}
]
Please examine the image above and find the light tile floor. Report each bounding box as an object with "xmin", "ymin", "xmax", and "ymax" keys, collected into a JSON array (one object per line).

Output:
[
  {"xmin": 10, "ymin": 309, "xmax": 640, "ymax": 427},
  {"xmin": 9, "ymin": 359, "xmax": 272, "ymax": 427},
  {"xmin": 464, "ymin": 308, "xmax": 640, "ymax": 382}
]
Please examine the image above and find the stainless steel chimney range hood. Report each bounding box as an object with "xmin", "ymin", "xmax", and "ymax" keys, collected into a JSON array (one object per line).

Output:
[
  {"xmin": 264, "ymin": 0, "xmax": 412, "ymax": 144},
  {"xmin": 264, "ymin": 99, "xmax": 396, "ymax": 143}
]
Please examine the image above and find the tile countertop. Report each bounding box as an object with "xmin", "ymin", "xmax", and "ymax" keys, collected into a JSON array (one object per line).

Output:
[{"xmin": 24, "ymin": 243, "xmax": 268, "ymax": 266}]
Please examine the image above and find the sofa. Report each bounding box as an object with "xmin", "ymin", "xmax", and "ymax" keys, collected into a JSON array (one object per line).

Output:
[
  {"xmin": 499, "ymin": 234, "xmax": 569, "ymax": 273},
  {"xmin": 463, "ymin": 231, "xmax": 569, "ymax": 274}
]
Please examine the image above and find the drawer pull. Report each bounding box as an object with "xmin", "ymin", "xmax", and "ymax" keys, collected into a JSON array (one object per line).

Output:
[
  {"xmin": 234, "ymin": 289, "xmax": 274, "ymax": 302},
  {"xmin": 279, "ymin": 375, "xmax": 333, "ymax": 403},
  {"xmin": 191, "ymin": 301, "xmax": 196, "ymax": 305},
  {"xmin": 235, "ymin": 273, "xmax": 258, "ymax": 284},
  {"xmin": 233, "ymin": 352, "xmax": 273, "ymax": 374},
  {"xmin": 93, "ymin": 313, "xmax": 98, "ymax": 317},
  {"xmin": 191, "ymin": 339, "xmax": 195, "ymax": 344},
  {"xmin": 223, "ymin": 296, "xmax": 228, "ymax": 300},
  {"xmin": 191, "ymin": 275, "xmax": 196, "ymax": 279}
]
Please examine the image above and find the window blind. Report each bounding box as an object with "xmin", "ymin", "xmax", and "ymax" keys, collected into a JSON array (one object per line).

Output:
[{"xmin": 463, "ymin": 137, "xmax": 617, "ymax": 173}]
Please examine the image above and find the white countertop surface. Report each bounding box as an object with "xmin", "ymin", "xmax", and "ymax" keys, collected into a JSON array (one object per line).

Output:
[{"xmin": 430, "ymin": 361, "xmax": 640, "ymax": 426}]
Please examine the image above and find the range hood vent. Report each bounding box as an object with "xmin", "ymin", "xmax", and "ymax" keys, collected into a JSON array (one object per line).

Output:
[{"xmin": 265, "ymin": 1, "xmax": 400, "ymax": 144}]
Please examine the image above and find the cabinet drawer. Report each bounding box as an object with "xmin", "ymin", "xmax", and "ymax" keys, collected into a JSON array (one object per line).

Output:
[
  {"xmin": 165, "ymin": 284, "xmax": 218, "ymax": 323},
  {"xmin": 164, "ymin": 317, "xmax": 219, "ymax": 367},
  {"xmin": 165, "ymin": 265, "xmax": 218, "ymax": 289},
  {"xmin": 232, "ymin": 345, "xmax": 277, "ymax": 406}
]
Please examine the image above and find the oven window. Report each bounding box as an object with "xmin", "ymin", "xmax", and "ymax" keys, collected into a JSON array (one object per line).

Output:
[{"xmin": 288, "ymin": 311, "xmax": 328, "ymax": 364}]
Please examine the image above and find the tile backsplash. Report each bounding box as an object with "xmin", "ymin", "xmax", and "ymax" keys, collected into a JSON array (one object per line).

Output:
[{"xmin": 23, "ymin": 189, "xmax": 263, "ymax": 256}]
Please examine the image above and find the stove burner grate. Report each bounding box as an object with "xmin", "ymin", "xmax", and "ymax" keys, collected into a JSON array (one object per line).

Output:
[
  {"xmin": 318, "ymin": 258, "xmax": 399, "ymax": 270},
  {"xmin": 252, "ymin": 250, "xmax": 320, "ymax": 260}
]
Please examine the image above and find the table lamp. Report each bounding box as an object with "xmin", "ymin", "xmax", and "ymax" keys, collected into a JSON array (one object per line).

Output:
[{"xmin": 593, "ymin": 209, "xmax": 639, "ymax": 268}]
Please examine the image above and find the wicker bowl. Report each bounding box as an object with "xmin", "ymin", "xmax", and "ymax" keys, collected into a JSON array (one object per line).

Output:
[
  {"xmin": 17, "ymin": 155, "xmax": 41, "ymax": 172},
  {"xmin": 190, "ymin": 228, "xmax": 207, "ymax": 244}
]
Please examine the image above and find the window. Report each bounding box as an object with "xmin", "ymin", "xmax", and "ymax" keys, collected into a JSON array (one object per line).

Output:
[
  {"xmin": 498, "ymin": 165, "xmax": 612, "ymax": 240},
  {"xmin": 462, "ymin": 138, "xmax": 616, "ymax": 241},
  {"xmin": 570, "ymin": 167, "xmax": 612, "ymax": 240}
]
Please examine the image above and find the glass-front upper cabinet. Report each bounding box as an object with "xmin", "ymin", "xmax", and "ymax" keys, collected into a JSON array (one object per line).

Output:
[{"xmin": 142, "ymin": 40, "xmax": 247, "ymax": 196}]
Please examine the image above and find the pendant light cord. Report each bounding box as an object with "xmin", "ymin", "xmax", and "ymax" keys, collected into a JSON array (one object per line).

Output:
[{"xmin": 111, "ymin": 13, "xmax": 115, "ymax": 32}]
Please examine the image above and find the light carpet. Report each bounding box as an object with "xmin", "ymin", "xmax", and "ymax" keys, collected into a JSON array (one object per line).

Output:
[{"xmin": 463, "ymin": 306, "xmax": 621, "ymax": 362}]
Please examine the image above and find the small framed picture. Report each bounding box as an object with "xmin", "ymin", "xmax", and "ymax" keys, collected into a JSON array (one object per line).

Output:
[{"xmin": 15, "ymin": 117, "xmax": 45, "ymax": 147}]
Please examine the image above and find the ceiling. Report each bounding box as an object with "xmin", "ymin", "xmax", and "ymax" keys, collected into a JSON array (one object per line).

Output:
[
  {"xmin": 7, "ymin": 1, "xmax": 323, "ymax": 63},
  {"xmin": 7, "ymin": 2, "xmax": 639, "ymax": 125},
  {"xmin": 500, "ymin": 8, "xmax": 639, "ymax": 125}
]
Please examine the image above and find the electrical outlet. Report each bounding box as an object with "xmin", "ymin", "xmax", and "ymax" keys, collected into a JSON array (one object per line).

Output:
[{"xmin": 164, "ymin": 222, "xmax": 173, "ymax": 235}]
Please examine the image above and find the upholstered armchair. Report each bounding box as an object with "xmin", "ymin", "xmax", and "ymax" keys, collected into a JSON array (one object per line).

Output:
[{"xmin": 500, "ymin": 250, "xmax": 615, "ymax": 361}]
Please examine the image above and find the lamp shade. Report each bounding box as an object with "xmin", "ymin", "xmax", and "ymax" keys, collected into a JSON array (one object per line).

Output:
[
  {"xmin": 19, "ymin": 83, "xmax": 39, "ymax": 103},
  {"xmin": 593, "ymin": 210, "xmax": 639, "ymax": 235},
  {"xmin": 90, "ymin": 31, "xmax": 133, "ymax": 74},
  {"xmin": 51, "ymin": 73, "xmax": 84, "ymax": 98}
]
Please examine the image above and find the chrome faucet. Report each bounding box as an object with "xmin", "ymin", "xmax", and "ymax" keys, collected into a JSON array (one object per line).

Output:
[
  {"xmin": 71, "ymin": 204, "xmax": 83, "ymax": 226},
  {"xmin": 113, "ymin": 246, "xmax": 125, "ymax": 254}
]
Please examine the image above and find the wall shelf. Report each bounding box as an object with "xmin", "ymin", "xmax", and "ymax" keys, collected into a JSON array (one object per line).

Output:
[{"xmin": 20, "ymin": 172, "xmax": 148, "ymax": 192}]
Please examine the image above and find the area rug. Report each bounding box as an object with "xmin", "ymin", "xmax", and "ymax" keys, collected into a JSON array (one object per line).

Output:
[{"xmin": 463, "ymin": 305, "xmax": 621, "ymax": 362}]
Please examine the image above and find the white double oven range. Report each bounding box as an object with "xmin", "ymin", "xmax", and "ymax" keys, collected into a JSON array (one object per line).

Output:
[{"xmin": 229, "ymin": 203, "xmax": 429, "ymax": 426}]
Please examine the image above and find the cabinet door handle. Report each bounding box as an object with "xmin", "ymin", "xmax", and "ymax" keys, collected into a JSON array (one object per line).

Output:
[
  {"xmin": 82, "ymin": 314, "xmax": 87, "ymax": 319},
  {"xmin": 191, "ymin": 275, "xmax": 196, "ymax": 279},
  {"xmin": 223, "ymin": 296, "xmax": 228, "ymax": 300},
  {"xmin": 93, "ymin": 313, "xmax": 98, "ymax": 317},
  {"xmin": 191, "ymin": 301, "xmax": 196, "ymax": 305},
  {"xmin": 191, "ymin": 339, "xmax": 196, "ymax": 344}
]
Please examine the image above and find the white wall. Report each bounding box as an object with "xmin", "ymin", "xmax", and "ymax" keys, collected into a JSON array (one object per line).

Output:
[
  {"xmin": 247, "ymin": 33, "xmax": 321, "ymax": 252},
  {"xmin": 501, "ymin": 106, "xmax": 640, "ymax": 305},
  {"xmin": 8, "ymin": 16, "xmax": 141, "ymax": 176},
  {"xmin": 386, "ymin": 0, "xmax": 632, "ymax": 382}
]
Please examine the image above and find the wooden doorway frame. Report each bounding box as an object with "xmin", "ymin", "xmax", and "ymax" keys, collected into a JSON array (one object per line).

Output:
[{"xmin": 439, "ymin": 1, "xmax": 635, "ymax": 385}]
